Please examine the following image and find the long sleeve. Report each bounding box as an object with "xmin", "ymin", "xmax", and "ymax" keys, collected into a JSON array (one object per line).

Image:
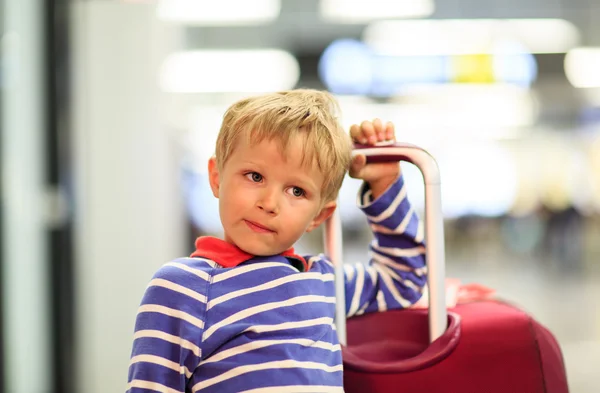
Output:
[
  {"xmin": 127, "ymin": 258, "xmax": 208, "ymax": 392},
  {"xmin": 343, "ymin": 175, "xmax": 427, "ymax": 318}
]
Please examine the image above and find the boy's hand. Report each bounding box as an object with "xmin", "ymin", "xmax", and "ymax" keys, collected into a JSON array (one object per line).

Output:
[{"xmin": 349, "ymin": 119, "xmax": 401, "ymax": 199}]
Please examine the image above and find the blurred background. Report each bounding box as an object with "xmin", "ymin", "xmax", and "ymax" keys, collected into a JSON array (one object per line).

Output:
[{"xmin": 1, "ymin": 0, "xmax": 600, "ymax": 392}]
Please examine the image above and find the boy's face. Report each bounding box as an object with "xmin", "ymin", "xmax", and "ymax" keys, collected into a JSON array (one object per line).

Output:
[{"xmin": 208, "ymin": 135, "xmax": 337, "ymax": 256}]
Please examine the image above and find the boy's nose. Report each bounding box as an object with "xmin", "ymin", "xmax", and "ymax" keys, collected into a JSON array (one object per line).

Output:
[{"xmin": 257, "ymin": 188, "xmax": 279, "ymax": 215}]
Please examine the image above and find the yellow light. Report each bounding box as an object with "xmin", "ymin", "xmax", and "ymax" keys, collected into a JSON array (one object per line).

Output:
[{"xmin": 451, "ymin": 54, "xmax": 496, "ymax": 84}]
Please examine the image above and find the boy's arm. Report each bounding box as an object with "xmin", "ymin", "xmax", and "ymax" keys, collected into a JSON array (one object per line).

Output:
[
  {"xmin": 126, "ymin": 262, "xmax": 206, "ymax": 392},
  {"xmin": 343, "ymin": 119, "xmax": 426, "ymax": 317},
  {"xmin": 344, "ymin": 174, "xmax": 426, "ymax": 318}
]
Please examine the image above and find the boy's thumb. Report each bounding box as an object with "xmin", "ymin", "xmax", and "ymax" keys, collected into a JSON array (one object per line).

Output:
[{"xmin": 350, "ymin": 154, "xmax": 366, "ymax": 175}]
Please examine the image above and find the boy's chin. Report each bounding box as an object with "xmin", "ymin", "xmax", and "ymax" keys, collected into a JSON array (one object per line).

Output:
[{"xmin": 235, "ymin": 240, "xmax": 288, "ymax": 257}]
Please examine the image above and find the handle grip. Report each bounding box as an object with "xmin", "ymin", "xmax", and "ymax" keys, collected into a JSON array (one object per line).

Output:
[
  {"xmin": 352, "ymin": 142, "xmax": 441, "ymax": 184},
  {"xmin": 353, "ymin": 142, "xmax": 419, "ymax": 163},
  {"xmin": 325, "ymin": 142, "xmax": 446, "ymax": 345}
]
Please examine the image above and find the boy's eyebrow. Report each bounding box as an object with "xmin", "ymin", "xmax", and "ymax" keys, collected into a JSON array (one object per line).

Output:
[{"xmin": 287, "ymin": 173, "xmax": 320, "ymax": 192}]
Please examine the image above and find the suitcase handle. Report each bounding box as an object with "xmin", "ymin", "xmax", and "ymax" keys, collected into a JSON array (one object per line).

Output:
[{"xmin": 325, "ymin": 142, "xmax": 447, "ymax": 345}]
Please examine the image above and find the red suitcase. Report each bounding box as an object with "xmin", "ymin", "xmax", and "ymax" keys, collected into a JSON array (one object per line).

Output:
[{"xmin": 326, "ymin": 143, "xmax": 569, "ymax": 393}]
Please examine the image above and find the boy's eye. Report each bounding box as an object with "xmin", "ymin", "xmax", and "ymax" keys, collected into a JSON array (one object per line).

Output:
[
  {"xmin": 288, "ymin": 186, "xmax": 305, "ymax": 198},
  {"xmin": 246, "ymin": 172, "xmax": 263, "ymax": 182}
]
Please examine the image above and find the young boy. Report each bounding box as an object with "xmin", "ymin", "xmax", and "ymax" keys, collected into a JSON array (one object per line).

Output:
[{"xmin": 127, "ymin": 90, "xmax": 426, "ymax": 393}]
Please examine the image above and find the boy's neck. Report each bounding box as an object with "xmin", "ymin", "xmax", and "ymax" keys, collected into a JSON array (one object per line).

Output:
[{"xmin": 190, "ymin": 236, "xmax": 308, "ymax": 271}]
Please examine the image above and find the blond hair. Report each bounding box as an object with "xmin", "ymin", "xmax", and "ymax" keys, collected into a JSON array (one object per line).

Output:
[{"xmin": 215, "ymin": 89, "xmax": 352, "ymax": 202}]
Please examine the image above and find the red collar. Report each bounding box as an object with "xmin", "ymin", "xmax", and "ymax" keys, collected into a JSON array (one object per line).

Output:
[{"xmin": 190, "ymin": 237, "xmax": 308, "ymax": 271}]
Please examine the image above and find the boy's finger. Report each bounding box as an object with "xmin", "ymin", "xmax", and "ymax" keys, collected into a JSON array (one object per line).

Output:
[
  {"xmin": 386, "ymin": 121, "xmax": 395, "ymax": 140},
  {"xmin": 349, "ymin": 124, "xmax": 367, "ymax": 144},
  {"xmin": 361, "ymin": 121, "xmax": 377, "ymax": 144},
  {"xmin": 372, "ymin": 118, "xmax": 384, "ymax": 140}
]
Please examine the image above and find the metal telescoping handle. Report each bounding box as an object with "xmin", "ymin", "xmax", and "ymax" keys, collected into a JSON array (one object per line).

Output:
[
  {"xmin": 324, "ymin": 209, "xmax": 347, "ymax": 346},
  {"xmin": 324, "ymin": 142, "xmax": 447, "ymax": 345}
]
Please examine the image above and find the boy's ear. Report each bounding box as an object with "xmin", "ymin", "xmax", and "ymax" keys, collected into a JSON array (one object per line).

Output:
[
  {"xmin": 208, "ymin": 156, "xmax": 220, "ymax": 198},
  {"xmin": 306, "ymin": 200, "xmax": 337, "ymax": 233}
]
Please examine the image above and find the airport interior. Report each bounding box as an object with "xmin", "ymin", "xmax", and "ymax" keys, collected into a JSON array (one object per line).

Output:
[{"xmin": 2, "ymin": 0, "xmax": 600, "ymax": 392}]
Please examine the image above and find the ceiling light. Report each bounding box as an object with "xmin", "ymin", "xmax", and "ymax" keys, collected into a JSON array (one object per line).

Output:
[
  {"xmin": 335, "ymin": 84, "xmax": 537, "ymax": 135},
  {"xmin": 364, "ymin": 19, "xmax": 580, "ymax": 55},
  {"xmin": 565, "ymin": 47, "xmax": 600, "ymax": 88},
  {"xmin": 159, "ymin": 50, "xmax": 300, "ymax": 93},
  {"xmin": 156, "ymin": 0, "xmax": 281, "ymax": 25},
  {"xmin": 320, "ymin": 0, "xmax": 434, "ymax": 23}
]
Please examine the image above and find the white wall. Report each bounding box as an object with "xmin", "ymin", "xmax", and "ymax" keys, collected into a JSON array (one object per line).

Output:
[
  {"xmin": 1, "ymin": 0, "xmax": 52, "ymax": 391},
  {"xmin": 70, "ymin": 2, "xmax": 186, "ymax": 392}
]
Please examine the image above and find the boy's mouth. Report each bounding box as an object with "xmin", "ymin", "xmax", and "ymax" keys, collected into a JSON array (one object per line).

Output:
[{"xmin": 244, "ymin": 220, "xmax": 275, "ymax": 234}]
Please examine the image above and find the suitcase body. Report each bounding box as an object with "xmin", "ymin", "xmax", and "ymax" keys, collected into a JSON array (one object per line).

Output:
[{"xmin": 343, "ymin": 301, "xmax": 568, "ymax": 393}]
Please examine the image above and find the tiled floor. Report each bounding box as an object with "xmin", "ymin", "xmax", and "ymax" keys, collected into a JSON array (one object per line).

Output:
[{"xmin": 446, "ymin": 252, "xmax": 600, "ymax": 393}]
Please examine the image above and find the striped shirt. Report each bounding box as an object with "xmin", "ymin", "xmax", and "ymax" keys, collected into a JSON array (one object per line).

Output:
[{"xmin": 127, "ymin": 176, "xmax": 426, "ymax": 393}]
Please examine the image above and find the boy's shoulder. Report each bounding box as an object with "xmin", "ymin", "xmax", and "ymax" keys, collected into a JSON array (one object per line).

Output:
[
  {"xmin": 305, "ymin": 253, "xmax": 335, "ymax": 274},
  {"xmin": 153, "ymin": 256, "xmax": 218, "ymax": 281}
]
